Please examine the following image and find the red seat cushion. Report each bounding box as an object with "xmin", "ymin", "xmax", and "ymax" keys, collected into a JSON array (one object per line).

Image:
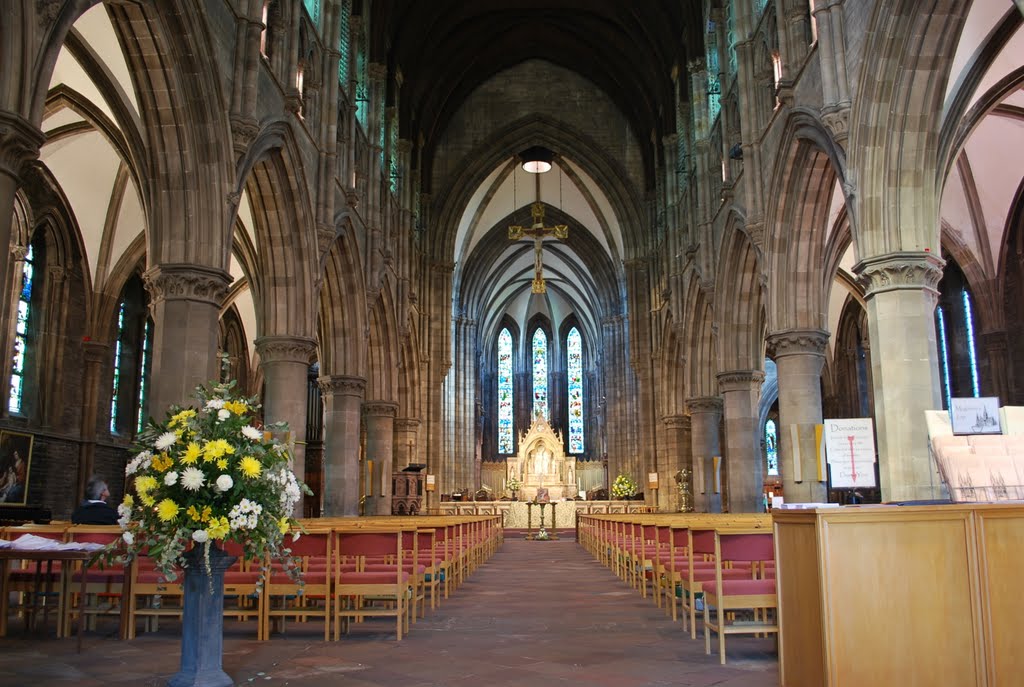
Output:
[{"xmin": 703, "ymin": 578, "xmax": 776, "ymax": 597}]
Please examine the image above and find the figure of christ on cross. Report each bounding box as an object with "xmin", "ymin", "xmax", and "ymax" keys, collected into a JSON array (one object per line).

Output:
[{"xmin": 508, "ymin": 201, "xmax": 568, "ymax": 294}]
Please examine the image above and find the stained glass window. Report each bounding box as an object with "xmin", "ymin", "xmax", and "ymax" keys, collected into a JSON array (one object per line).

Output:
[
  {"xmin": 937, "ymin": 306, "xmax": 953, "ymax": 411},
  {"xmin": 726, "ymin": 0, "xmax": 738, "ymax": 78},
  {"xmin": 338, "ymin": 0, "xmax": 351, "ymax": 87},
  {"xmin": 8, "ymin": 244, "xmax": 34, "ymax": 413},
  {"xmin": 303, "ymin": 0, "xmax": 320, "ymax": 28},
  {"xmin": 110, "ymin": 302, "xmax": 126, "ymax": 433},
  {"xmin": 497, "ymin": 329, "xmax": 513, "ymax": 453},
  {"xmin": 136, "ymin": 318, "xmax": 153, "ymax": 433},
  {"xmin": 765, "ymin": 418, "xmax": 778, "ymax": 476},
  {"xmin": 355, "ymin": 27, "xmax": 369, "ymax": 129},
  {"xmin": 963, "ymin": 290, "xmax": 980, "ymax": 397},
  {"xmin": 532, "ymin": 329, "xmax": 549, "ymax": 420},
  {"xmin": 567, "ymin": 327, "xmax": 584, "ymax": 453},
  {"xmin": 706, "ymin": 20, "xmax": 721, "ymax": 122}
]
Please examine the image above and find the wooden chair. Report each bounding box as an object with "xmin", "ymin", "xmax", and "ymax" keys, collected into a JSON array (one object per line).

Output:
[
  {"xmin": 220, "ymin": 540, "xmax": 265, "ymax": 639},
  {"xmin": 703, "ymin": 530, "xmax": 778, "ymax": 664},
  {"xmin": 682, "ymin": 528, "xmax": 751, "ymax": 638},
  {"xmin": 0, "ymin": 524, "xmax": 70, "ymax": 636},
  {"xmin": 63, "ymin": 526, "xmax": 125, "ymax": 638},
  {"xmin": 124, "ymin": 552, "xmax": 183, "ymax": 639},
  {"xmin": 262, "ymin": 530, "xmax": 332, "ymax": 640},
  {"xmin": 333, "ymin": 528, "xmax": 411, "ymax": 641}
]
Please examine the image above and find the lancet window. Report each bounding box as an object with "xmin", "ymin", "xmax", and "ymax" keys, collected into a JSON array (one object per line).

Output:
[
  {"xmin": 497, "ymin": 328, "xmax": 513, "ymax": 453},
  {"xmin": 109, "ymin": 275, "xmax": 153, "ymax": 436},
  {"xmin": 935, "ymin": 259, "xmax": 981, "ymax": 409},
  {"xmin": 567, "ymin": 327, "xmax": 584, "ymax": 453},
  {"xmin": 8, "ymin": 243, "xmax": 36, "ymax": 414},
  {"xmin": 532, "ymin": 328, "xmax": 549, "ymax": 420},
  {"xmin": 765, "ymin": 418, "xmax": 778, "ymax": 476}
]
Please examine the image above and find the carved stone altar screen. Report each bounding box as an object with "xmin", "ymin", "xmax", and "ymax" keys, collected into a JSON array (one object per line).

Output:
[{"xmin": 507, "ymin": 416, "xmax": 577, "ymax": 502}]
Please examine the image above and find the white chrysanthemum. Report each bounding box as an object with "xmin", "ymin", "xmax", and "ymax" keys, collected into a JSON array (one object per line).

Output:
[
  {"xmin": 117, "ymin": 503, "xmax": 131, "ymax": 517},
  {"xmin": 180, "ymin": 466, "xmax": 206, "ymax": 491},
  {"xmin": 205, "ymin": 398, "xmax": 225, "ymax": 410},
  {"xmin": 241, "ymin": 425, "xmax": 263, "ymax": 441},
  {"xmin": 192, "ymin": 529, "xmax": 209, "ymax": 543},
  {"xmin": 164, "ymin": 471, "xmax": 179, "ymax": 486},
  {"xmin": 155, "ymin": 432, "xmax": 177, "ymax": 451},
  {"xmin": 122, "ymin": 532, "xmax": 134, "ymax": 546},
  {"xmin": 217, "ymin": 408, "xmax": 230, "ymax": 421},
  {"xmin": 216, "ymin": 474, "xmax": 234, "ymax": 492}
]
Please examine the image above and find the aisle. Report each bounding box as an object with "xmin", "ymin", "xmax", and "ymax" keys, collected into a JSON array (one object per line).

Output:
[{"xmin": 0, "ymin": 535, "xmax": 779, "ymax": 687}]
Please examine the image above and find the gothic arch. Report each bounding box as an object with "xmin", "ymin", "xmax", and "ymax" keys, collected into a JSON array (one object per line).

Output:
[
  {"xmin": 682, "ymin": 270, "xmax": 717, "ymax": 398},
  {"xmin": 318, "ymin": 223, "xmax": 366, "ymax": 376},
  {"xmin": 715, "ymin": 213, "xmax": 766, "ymax": 372},
  {"xmin": 657, "ymin": 313, "xmax": 686, "ymax": 418},
  {"xmin": 765, "ymin": 111, "xmax": 847, "ymax": 333},
  {"xmin": 237, "ymin": 121, "xmax": 318, "ymax": 340},
  {"xmin": 366, "ymin": 279, "xmax": 399, "ymax": 402}
]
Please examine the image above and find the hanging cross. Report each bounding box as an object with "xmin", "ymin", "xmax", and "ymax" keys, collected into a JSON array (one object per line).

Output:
[{"xmin": 508, "ymin": 201, "xmax": 568, "ymax": 293}]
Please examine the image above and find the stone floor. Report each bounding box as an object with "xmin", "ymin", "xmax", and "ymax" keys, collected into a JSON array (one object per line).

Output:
[{"xmin": 0, "ymin": 534, "xmax": 779, "ymax": 686}]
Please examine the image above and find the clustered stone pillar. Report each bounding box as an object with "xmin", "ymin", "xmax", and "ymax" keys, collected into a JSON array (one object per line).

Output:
[
  {"xmin": 364, "ymin": 401, "xmax": 398, "ymax": 515},
  {"xmin": 768, "ymin": 329, "xmax": 829, "ymax": 504},
  {"xmin": 687, "ymin": 396, "xmax": 723, "ymax": 513},
  {"xmin": 661, "ymin": 414, "xmax": 691, "ymax": 512},
  {"xmin": 255, "ymin": 335, "xmax": 317, "ymax": 516},
  {"xmin": 318, "ymin": 375, "xmax": 366, "ymax": 516},
  {"xmin": 855, "ymin": 252, "xmax": 945, "ymax": 501},
  {"xmin": 143, "ymin": 264, "xmax": 231, "ymax": 417},
  {"xmin": 717, "ymin": 370, "xmax": 766, "ymax": 512}
]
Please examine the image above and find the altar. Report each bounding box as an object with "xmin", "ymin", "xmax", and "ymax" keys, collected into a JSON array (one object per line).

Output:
[{"xmin": 507, "ymin": 416, "xmax": 577, "ymax": 501}]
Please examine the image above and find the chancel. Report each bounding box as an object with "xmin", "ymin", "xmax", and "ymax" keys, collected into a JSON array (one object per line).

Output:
[{"xmin": 1, "ymin": 1, "xmax": 1023, "ymax": 684}]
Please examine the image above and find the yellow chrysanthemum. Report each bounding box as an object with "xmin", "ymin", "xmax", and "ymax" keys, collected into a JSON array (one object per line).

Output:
[
  {"xmin": 139, "ymin": 492, "xmax": 155, "ymax": 507},
  {"xmin": 207, "ymin": 516, "xmax": 230, "ymax": 540},
  {"xmin": 156, "ymin": 499, "xmax": 179, "ymax": 522},
  {"xmin": 135, "ymin": 475, "xmax": 157, "ymax": 493},
  {"xmin": 223, "ymin": 400, "xmax": 247, "ymax": 415},
  {"xmin": 216, "ymin": 458, "xmax": 228, "ymax": 470},
  {"xmin": 186, "ymin": 504, "xmax": 210, "ymax": 522},
  {"xmin": 277, "ymin": 516, "xmax": 290, "ymax": 534},
  {"xmin": 239, "ymin": 455, "xmax": 262, "ymax": 479},
  {"xmin": 122, "ymin": 493, "xmax": 134, "ymax": 507},
  {"xmin": 202, "ymin": 439, "xmax": 235, "ymax": 462},
  {"xmin": 181, "ymin": 442, "xmax": 202, "ymax": 465},
  {"xmin": 168, "ymin": 409, "xmax": 196, "ymax": 428},
  {"xmin": 151, "ymin": 453, "xmax": 173, "ymax": 472}
]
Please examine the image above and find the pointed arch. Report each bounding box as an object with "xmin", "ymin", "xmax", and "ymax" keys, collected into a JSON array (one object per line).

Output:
[
  {"xmin": 319, "ymin": 223, "xmax": 366, "ymax": 376},
  {"xmin": 366, "ymin": 277, "xmax": 399, "ymax": 402},
  {"xmin": 715, "ymin": 215, "xmax": 766, "ymax": 372},
  {"xmin": 682, "ymin": 269, "xmax": 717, "ymax": 398}
]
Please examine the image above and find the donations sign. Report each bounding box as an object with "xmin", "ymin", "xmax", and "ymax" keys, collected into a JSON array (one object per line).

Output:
[{"xmin": 823, "ymin": 418, "xmax": 877, "ymax": 488}]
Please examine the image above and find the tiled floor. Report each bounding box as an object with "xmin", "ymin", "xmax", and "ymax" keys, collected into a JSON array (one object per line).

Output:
[{"xmin": 0, "ymin": 535, "xmax": 779, "ymax": 686}]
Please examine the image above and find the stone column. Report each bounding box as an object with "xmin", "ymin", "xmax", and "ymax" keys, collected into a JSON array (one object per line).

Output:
[
  {"xmin": 394, "ymin": 418, "xmax": 420, "ymax": 469},
  {"xmin": 855, "ymin": 252, "xmax": 944, "ymax": 501},
  {"xmin": 717, "ymin": 370, "xmax": 766, "ymax": 513},
  {"xmin": 255, "ymin": 335, "xmax": 317, "ymax": 515},
  {"xmin": 77, "ymin": 341, "xmax": 111, "ymax": 498},
  {"xmin": 687, "ymin": 397, "xmax": 723, "ymax": 512},
  {"xmin": 767, "ymin": 329, "xmax": 829, "ymax": 504},
  {"xmin": 143, "ymin": 264, "xmax": 231, "ymax": 416},
  {"xmin": 364, "ymin": 401, "xmax": 398, "ymax": 515},
  {"xmin": 662, "ymin": 414, "xmax": 692, "ymax": 512},
  {"xmin": 318, "ymin": 375, "xmax": 365, "ymax": 516},
  {"xmin": 0, "ymin": 113, "xmax": 44, "ymax": 306}
]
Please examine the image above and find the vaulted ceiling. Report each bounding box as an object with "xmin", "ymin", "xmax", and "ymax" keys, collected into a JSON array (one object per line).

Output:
[{"xmin": 375, "ymin": 0, "xmax": 703, "ymax": 188}]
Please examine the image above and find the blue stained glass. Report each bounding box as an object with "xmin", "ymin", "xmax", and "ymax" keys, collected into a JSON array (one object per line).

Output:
[
  {"xmin": 498, "ymin": 329, "xmax": 513, "ymax": 453},
  {"xmin": 567, "ymin": 328, "xmax": 584, "ymax": 453},
  {"xmin": 963, "ymin": 290, "xmax": 980, "ymax": 397},
  {"xmin": 532, "ymin": 329, "xmax": 549, "ymax": 421},
  {"xmin": 136, "ymin": 318, "xmax": 152, "ymax": 433},
  {"xmin": 303, "ymin": 0, "xmax": 320, "ymax": 27},
  {"xmin": 937, "ymin": 306, "xmax": 953, "ymax": 410},
  {"xmin": 8, "ymin": 245, "xmax": 34, "ymax": 413},
  {"xmin": 110, "ymin": 302, "xmax": 125, "ymax": 433},
  {"xmin": 338, "ymin": 0, "xmax": 351, "ymax": 86},
  {"xmin": 765, "ymin": 419, "xmax": 778, "ymax": 476}
]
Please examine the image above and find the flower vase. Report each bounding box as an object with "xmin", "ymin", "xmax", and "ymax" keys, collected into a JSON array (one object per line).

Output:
[{"xmin": 167, "ymin": 544, "xmax": 238, "ymax": 687}]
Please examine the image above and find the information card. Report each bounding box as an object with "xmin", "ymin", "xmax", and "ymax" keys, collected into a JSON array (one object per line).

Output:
[{"xmin": 823, "ymin": 418, "xmax": 877, "ymax": 488}]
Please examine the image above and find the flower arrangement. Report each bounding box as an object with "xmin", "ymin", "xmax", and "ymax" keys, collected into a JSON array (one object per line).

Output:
[
  {"xmin": 109, "ymin": 380, "xmax": 309, "ymax": 583},
  {"xmin": 610, "ymin": 473, "xmax": 639, "ymax": 499},
  {"xmin": 506, "ymin": 476, "xmax": 522, "ymax": 493},
  {"xmin": 534, "ymin": 527, "xmax": 551, "ymax": 541}
]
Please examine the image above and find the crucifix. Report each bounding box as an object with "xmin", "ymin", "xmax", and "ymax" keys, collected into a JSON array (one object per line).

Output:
[{"xmin": 508, "ymin": 172, "xmax": 568, "ymax": 293}]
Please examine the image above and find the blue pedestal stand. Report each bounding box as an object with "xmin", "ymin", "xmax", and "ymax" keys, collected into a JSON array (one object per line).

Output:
[{"xmin": 167, "ymin": 545, "xmax": 237, "ymax": 687}]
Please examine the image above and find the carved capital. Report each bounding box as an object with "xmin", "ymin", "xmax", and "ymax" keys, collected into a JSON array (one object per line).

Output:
[
  {"xmin": 317, "ymin": 374, "xmax": 366, "ymax": 397},
  {"xmin": 395, "ymin": 417, "xmax": 421, "ymax": 432},
  {"xmin": 255, "ymin": 335, "xmax": 317, "ymax": 365},
  {"xmin": 662, "ymin": 414, "xmax": 691, "ymax": 431},
  {"xmin": 853, "ymin": 252, "xmax": 944, "ymax": 300},
  {"xmin": 821, "ymin": 104, "xmax": 850, "ymax": 142},
  {"xmin": 716, "ymin": 370, "xmax": 766, "ymax": 392},
  {"xmin": 0, "ymin": 112, "xmax": 45, "ymax": 182},
  {"xmin": 363, "ymin": 400, "xmax": 399, "ymax": 418},
  {"xmin": 82, "ymin": 340, "xmax": 112, "ymax": 366},
  {"xmin": 368, "ymin": 62, "xmax": 388, "ymax": 81},
  {"xmin": 230, "ymin": 115, "xmax": 260, "ymax": 155},
  {"xmin": 686, "ymin": 57, "xmax": 706, "ymax": 74},
  {"xmin": 686, "ymin": 396, "xmax": 723, "ymax": 415},
  {"xmin": 766, "ymin": 328, "xmax": 830, "ymax": 359},
  {"xmin": 143, "ymin": 264, "xmax": 231, "ymax": 307},
  {"xmin": 317, "ymin": 221, "xmax": 337, "ymax": 255},
  {"xmin": 345, "ymin": 188, "xmax": 360, "ymax": 209}
]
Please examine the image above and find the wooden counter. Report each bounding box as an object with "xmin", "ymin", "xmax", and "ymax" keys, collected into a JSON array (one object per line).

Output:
[{"xmin": 773, "ymin": 503, "xmax": 1024, "ymax": 687}]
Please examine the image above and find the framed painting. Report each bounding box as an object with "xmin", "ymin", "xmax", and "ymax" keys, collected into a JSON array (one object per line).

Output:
[{"xmin": 0, "ymin": 430, "xmax": 33, "ymax": 506}]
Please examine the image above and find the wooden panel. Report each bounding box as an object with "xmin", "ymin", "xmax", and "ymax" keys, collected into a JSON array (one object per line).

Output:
[
  {"xmin": 820, "ymin": 514, "xmax": 983, "ymax": 686},
  {"xmin": 977, "ymin": 511, "xmax": 1024, "ymax": 684},
  {"xmin": 775, "ymin": 521, "xmax": 825, "ymax": 687}
]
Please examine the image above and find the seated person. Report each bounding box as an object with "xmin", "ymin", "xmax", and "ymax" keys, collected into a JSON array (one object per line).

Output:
[{"xmin": 71, "ymin": 477, "xmax": 118, "ymax": 525}]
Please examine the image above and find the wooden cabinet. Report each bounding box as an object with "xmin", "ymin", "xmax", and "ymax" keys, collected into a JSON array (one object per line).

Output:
[
  {"xmin": 773, "ymin": 504, "xmax": 1024, "ymax": 687},
  {"xmin": 391, "ymin": 471, "xmax": 424, "ymax": 515}
]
